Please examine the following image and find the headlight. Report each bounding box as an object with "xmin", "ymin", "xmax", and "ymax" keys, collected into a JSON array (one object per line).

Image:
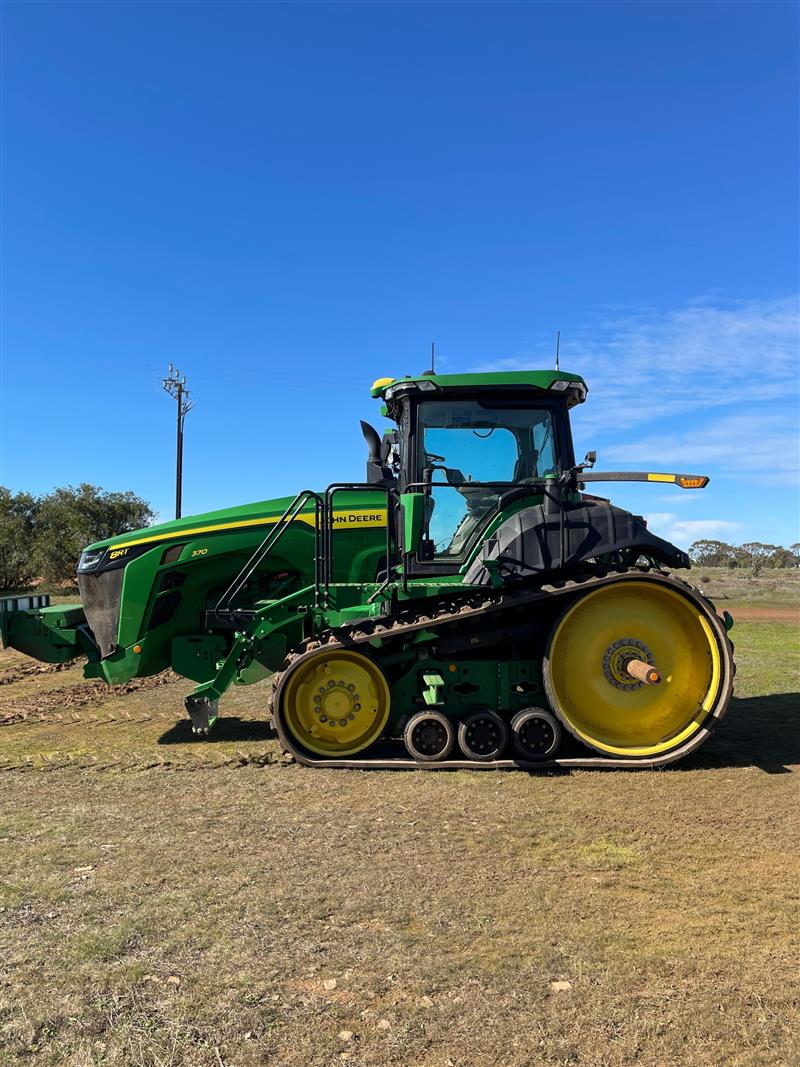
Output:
[
  {"xmin": 77, "ymin": 549, "xmax": 105, "ymax": 573},
  {"xmin": 549, "ymin": 379, "xmax": 588, "ymax": 403}
]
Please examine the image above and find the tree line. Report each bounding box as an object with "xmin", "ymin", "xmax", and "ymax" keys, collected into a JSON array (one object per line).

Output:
[
  {"xmin": 689, "ymin": 539, "xmax": 800, "ymax": 574},
  {"xmin": 0, "ymin": 485, "xmax": 154, "ymax": 591}
]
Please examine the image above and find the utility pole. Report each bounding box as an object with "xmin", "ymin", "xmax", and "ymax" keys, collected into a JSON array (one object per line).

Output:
[{"xmin": 161, "ymin": 364, "xmax": 193, "ymax": 519}]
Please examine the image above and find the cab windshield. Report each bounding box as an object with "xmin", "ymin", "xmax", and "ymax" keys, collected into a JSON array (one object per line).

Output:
[{"xmin": 417, "ymin": 400, "xmax": 558, "ymax": 558}]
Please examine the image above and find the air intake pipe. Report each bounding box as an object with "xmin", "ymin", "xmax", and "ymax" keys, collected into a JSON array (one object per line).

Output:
[
  {"xmin": 360, "ymin": 421, "xmax": 392, "ymax": 485},
  {"xmin": 360, "ymin": 421, "xmax": 382, "ymax": 462}
]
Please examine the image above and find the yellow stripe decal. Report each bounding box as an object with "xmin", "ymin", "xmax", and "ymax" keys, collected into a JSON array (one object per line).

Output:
[
  {"xmin": 112, "ymin": 509, "xmax": 388, "ymax": 551},
  {"xmin": 647, "ymin": 473, "xmax": 676, "ymax": 483}
]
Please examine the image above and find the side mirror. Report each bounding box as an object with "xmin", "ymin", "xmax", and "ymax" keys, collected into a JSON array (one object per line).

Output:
[{"xmin": 584, "ymin": 451, "xmax": 597, "ymax": 469}]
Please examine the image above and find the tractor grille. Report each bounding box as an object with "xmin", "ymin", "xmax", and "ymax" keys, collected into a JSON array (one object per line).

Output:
[{"xmin": 77, "ymin": 569, "xmax": 124, "ymax": 658}]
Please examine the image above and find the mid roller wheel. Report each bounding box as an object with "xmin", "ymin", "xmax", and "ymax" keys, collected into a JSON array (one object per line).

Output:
[
  {"xmin": 404, "ymin": 711, "xmax": 454, "ymax": 763},
  {"xmin": 510, "ymin": 708, "xmax": 561, "ymax": 760},
  {"xmin": 457, "ymin": 710, "xmax": 508, "ymax": 761}
]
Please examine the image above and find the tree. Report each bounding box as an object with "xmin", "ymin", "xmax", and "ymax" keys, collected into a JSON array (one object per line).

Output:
[
  {"xmin": 768, "ymin": 547, "xmax": 797, "ymax": 569},
  {"xmin": 31, "ymin": 484, "xmax": 154, "ymax": 586},
  {"xmin": 688, "ymin": 540, "xmax": 737, "ymax": 568},
  {"xmin": 737, "ymin": 541, "xmax": 779, "ymax": 577},
  {"xmin": 0, "ymin": 488, "xmax": 40, "ymax": 591}
]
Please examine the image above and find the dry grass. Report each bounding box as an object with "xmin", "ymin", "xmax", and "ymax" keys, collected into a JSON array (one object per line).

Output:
[
  {"xmin": 1, "ymin": 573, "xmax": 798, "ymax": 1066},
  {"xmin": 694, "ymin": 566, "xmax": 800, "ymax": 608}
]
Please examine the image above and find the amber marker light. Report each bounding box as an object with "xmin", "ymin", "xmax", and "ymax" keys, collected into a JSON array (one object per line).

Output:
[
  {"xmin": 133, "ymin": 645, "xmax": 142, "ymax": 654},
  {"xmin": 678, "ymin": 475, "xmax": 709, "ymax": 489}
]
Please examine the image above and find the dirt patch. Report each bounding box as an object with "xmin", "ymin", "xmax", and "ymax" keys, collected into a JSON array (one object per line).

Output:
[
  {"xmin": 0, "ymin": 669, "xmax": 181, "ymax": 725},
  {"xmin": 0, "ymin": 658, "xmax": 82, "ymax": 686},
  {"xmin": 727, "ymin": 605, "xmax": 800, "ymax": 623}
]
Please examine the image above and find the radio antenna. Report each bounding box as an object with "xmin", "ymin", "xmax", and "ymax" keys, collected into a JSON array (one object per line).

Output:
[
  {"xmin": 422, "ymin": 340, "xmax": 436, "ymax": 377},
  {"xmin": 555, "ymin": 330, "xmax": 561, "ymax": 371}
]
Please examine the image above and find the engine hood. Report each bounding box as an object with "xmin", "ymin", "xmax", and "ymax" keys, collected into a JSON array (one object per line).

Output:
[
  {"xmin": 82, "ymin": 495, "xmax": 306, "ymax": 556},
  {"xmin": 76, "ymin": 488, "xmax": 390, "ymax": 578}
]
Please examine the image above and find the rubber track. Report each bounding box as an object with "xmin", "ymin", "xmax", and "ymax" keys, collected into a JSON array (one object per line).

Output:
[{"xmin": 269, "ymin": 566, "xmax": 736, "ymax": 771}]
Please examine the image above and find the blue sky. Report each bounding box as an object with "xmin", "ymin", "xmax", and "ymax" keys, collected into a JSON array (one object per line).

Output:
[{"xmin": 2, "ymin": 0, "xmax": 798, "ymax": 549}]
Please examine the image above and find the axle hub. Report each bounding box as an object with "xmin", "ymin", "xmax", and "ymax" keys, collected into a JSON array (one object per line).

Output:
[
  {"xmin": 314, "ymin": 681, "xmax": 361, "ymax": 725},
  {"xmin": 602, "ymin": 638, "xmax": 656, "ymax": 690}
]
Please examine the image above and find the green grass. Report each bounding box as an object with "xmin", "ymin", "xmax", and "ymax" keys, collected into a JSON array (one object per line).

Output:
[
  {"xmin": 0, "ymin": 572, "xmax": 798, "ymax": 1066},
  {"xmin": 732, "ymin": 620, "xmax": 800, "ymax": 691}
]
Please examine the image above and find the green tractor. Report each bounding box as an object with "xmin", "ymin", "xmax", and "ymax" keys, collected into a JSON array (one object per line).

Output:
[{"xmin": 1, "ymin": 369, "xmax": 735, "ymax": 768}]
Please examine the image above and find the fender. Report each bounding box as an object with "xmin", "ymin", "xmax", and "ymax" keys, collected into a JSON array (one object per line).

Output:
[{"xmin": 463, "ymin": 496, "xmax": 688, "ymax": 585}]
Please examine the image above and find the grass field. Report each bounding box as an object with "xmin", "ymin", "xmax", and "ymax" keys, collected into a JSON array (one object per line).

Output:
[{"xmin": 1, "ymin": 570, "xmax": 798, "ymax": 1066}]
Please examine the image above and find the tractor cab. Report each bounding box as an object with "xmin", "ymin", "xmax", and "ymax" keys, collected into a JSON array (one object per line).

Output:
[{"xmin": 364, "ymin": 370, "xmax": 588, "ymax": 573}]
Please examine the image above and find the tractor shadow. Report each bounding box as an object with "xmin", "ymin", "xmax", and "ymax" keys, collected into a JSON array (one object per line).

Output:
[
  {"xmin": 157, "ymin": 717, "xmax": 277, "ymax": 745},
  {"xmin": 676, "ymin": 692, "xmax": 800, "ymax": 775}
]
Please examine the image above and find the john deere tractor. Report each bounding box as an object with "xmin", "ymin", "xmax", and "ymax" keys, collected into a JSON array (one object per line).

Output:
[{"xmin": 1, "ymin": 369, "xmax": 735, "ymax": 768}]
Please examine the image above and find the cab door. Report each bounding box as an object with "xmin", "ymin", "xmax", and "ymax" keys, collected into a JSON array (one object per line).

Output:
[{"xmin": 407, "ymin": 397, "xmax": 559, "ymax": 574}]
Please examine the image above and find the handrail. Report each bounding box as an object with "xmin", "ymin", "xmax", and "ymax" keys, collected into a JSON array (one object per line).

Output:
[
  {"xmin": 404, "ymin": 478, "xmax": 550, "ymax": 490},
  {"xmin": 214, "ymin": 484, "xmax": 396, "ymax": 619},
  {"xmin": 323, "ymin": 483, "xmax": 394, "ymax": 602},
  {"xmin": 214, "ymin": 490, "xmax": 323, "ymax": 615}
]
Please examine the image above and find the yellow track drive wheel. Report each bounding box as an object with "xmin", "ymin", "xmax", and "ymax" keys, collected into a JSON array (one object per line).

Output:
[
  {"xmin": 543, "ymin": 580, "xmax": 724, "ymax": 759},
  {"xmin": 282, "ymin": 650, "xmax": 390, "ymax": 757}
]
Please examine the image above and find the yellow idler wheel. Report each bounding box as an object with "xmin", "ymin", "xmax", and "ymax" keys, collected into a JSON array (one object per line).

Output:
[
  {"xmin": 282, "ymin": 649, "xmax": 390, "ymax": 757},
  {"xmin": 543, "ymin": 580, "xmax": 723, "ymax": 759}
]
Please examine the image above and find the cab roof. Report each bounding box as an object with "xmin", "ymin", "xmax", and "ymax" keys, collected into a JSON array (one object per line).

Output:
[{"xmin": 370, "ymin": 369, "xmax": 588, "ymax": 406}]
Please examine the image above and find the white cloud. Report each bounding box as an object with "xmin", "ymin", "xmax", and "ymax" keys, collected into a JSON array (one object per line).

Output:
[
  {"xmin": 580, "ymin": 296, "xmax": 799, "ymax": 431},
  {"xmin": 471, "ymin": 294, "xmax": 799, "ymax": 432},
  {"xmin": 603, "ymin": 410, "xmax": 800, "ymax": 482},
  {"xmin": 470, "ymin": 295, "xmax": 799, "ymax": 542},
  {"xmin": 653, "ymin": 492, "xmax": 701, "ymax": 504},
  {"xmin": 645, "ymin": 512, "xmax": 741, "ymax": 549}
]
